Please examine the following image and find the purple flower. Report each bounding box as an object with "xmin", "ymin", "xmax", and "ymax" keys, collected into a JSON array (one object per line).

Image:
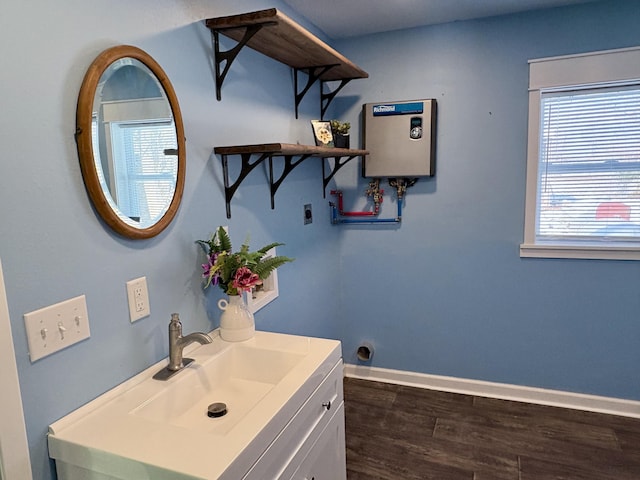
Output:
[{"xmin": 202, "ymin": 253, "xmax": 220, "ymax": 286}]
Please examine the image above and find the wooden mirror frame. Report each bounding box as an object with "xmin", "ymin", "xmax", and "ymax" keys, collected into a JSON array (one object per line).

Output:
[{"xmin": 76, "ymin": 45, "xmax": 186, "ymax": 239}]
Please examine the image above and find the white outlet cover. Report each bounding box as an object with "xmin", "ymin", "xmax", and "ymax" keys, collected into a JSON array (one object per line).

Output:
[
  {"xmin": 24, "ymin": 295, "xmax": 91, "ymax": 362},
  {"xmin": 127, "ymin": 277, "xmax": 150, "ymax": 322}
]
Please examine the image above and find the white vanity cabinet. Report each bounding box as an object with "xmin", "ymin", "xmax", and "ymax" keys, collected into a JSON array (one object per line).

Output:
[
  {"xmin": 48, "ymin": 331, "xmax": 346, "ymax": 480},
  {"xmin": 241, "ymin": 360, "xmax": 346, "ymax": 480}
]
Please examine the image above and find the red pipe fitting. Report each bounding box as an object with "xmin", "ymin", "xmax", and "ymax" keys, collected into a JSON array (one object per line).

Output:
[{"xmin": 330, "ymin": 190, "xmax": 379, "ymax": 217}]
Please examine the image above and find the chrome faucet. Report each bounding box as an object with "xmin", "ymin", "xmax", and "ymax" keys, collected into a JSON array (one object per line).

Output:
[
  {"xmin": 168, "ymin": 313, "xmax": 212, "ymax": 371},
  {"xmin": 153, "ymin": 313, "xmax": 213, "ymax": 380}
]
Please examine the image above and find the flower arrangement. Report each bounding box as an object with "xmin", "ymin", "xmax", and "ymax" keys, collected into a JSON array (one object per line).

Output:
[{"xmin": 197, "ymin": 227, "xmax": 293, "ymax": 296}]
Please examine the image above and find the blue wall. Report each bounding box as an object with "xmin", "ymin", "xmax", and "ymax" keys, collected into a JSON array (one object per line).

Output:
[
  {"xmin": 330, "ymin": 0, "xmax": 640, "ymax": 399},
  {"xmin": 0, "ymin": 1, "xmax": 339, "ymax": 479},
  {"xmin": 1, "ymin": 0, "xmax": 639, "ymax": 479}
]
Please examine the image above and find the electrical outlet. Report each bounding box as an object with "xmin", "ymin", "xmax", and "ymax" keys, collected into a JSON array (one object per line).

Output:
[
  {"xmin": 24, "ymin": 295, "xmax": 91, "ymax": 362},
  {"xmin": 304, "ymin": 204, "xmax": 313, "ymax": 224},
  {"xmin": 126, "ymin": 276, "xmax": 150, "ymax": 322}
]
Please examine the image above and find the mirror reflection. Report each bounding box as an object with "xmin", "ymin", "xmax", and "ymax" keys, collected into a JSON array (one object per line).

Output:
[
  {"xmin": 76, "ymin": 45, "xmax": 185, "ymax": 239},
  {"xmin": 93, "ymin": 58, "xmax": 178, "ymax": 228}
]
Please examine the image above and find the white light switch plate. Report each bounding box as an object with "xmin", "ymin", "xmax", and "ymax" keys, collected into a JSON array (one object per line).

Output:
[{"xmin": 24, "ymin": 295, "xmax": 90, "ymax": 362}]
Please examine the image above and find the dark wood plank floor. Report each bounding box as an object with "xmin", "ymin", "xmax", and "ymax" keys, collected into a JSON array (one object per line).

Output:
[{"xmin": 344, "ymin": 377, "xmax": 640, "ymax": 480}]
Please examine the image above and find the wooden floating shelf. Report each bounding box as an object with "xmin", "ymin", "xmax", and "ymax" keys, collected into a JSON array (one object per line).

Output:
[
  {"xmin": 205, "ymin": 8, "xmax": 369, "ymax": 117},
  {"xmin": 214, "ymin": 143, "xmax": 367, "ymax": 157},
  {"xmin": 205, "ymin": 9, "xmax": 368, "ymax": 81},
  {"xmin": 214, "ymin": 143, "xmax": 369, "ymax": 218}
]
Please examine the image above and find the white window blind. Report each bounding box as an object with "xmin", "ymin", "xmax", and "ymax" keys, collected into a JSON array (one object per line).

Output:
[
  {"xmin": 112, "ymin": 121, "xmax": 177, "ymax": 225},
  {"xmin": 537, "ymin": 86, "xmax": 640, "ymax": 242}
]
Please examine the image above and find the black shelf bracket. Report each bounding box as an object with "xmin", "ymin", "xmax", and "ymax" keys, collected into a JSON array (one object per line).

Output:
[
  {"xmin": 320, "ymin": 79, "xmax": 352, "ymax": 120},
  {"xmin": 219, "ymin": 150, "xmax": 363, "ymax": 217},
  {"xmin": 322, "ymin": 155, "xmax": 359, "ymax": 196},
  {"xmin": 268, "ymin": 154, "xmax": 313, "ymax": 208},
  {"xmin": 294, "ymin": 65, "xmax": 338, "ymax": 119},
  {"xmin": 212, "ymin": 24, "xmax": 269, "ymax": 101},
  {"xmin": 221, "ymin": 152, "xmax": 269, "ymax": 218}
]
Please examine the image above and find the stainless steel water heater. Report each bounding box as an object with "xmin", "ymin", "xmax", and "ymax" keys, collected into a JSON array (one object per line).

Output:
[{"xmin": 362, "ymin": 99, "xmax": 436, "ymax": 177}]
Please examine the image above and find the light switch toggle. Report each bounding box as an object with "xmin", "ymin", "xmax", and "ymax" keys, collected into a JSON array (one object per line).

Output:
[
  {"xmin": 40, "ymin": 328, "xmax": 48, "ymax": 340},
  {"xmin": 58, "ymin": 322, "xmax": 67, "ymax": 340}
]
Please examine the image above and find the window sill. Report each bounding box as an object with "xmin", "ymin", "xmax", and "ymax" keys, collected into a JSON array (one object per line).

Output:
[{"xmin": 520, "ymin": 243, "xmax": 640, "ymax": 260}]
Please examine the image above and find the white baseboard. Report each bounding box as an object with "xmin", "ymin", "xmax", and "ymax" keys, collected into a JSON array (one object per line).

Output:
[{"xmin": 344, "ymin": 364, "xmax": 640, "ymax": 419}]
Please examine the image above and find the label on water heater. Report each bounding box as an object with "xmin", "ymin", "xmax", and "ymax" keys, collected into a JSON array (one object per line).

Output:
[{"xmin": 372, "ymin": 102, "xmax": 424, "ymax": 116}]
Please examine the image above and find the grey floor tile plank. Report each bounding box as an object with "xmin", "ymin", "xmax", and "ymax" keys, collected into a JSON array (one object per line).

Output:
[{"xmin": 344, "ymin": 377, "xmax": 640, "ymax": 480}]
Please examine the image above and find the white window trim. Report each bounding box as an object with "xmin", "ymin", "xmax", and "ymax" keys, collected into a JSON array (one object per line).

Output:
[{"xmin": 521, "ymin": 46, "xmax": 640, "ymax": 260}]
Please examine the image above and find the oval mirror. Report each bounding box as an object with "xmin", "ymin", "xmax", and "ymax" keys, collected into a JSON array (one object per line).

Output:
[{"xmin": 76, "ymin": 45, "xmax": 185, "ymax": 239}]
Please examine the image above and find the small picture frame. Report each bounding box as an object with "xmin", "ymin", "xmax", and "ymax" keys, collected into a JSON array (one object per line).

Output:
[{"xmin": 311, "ymin": 120, "xmax": 334, "ymax": 147}]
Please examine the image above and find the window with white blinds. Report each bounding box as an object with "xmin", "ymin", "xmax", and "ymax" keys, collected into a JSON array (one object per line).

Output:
[
  {"xmin": 537, "ymin": 86, "xmax": 640, "ymax": 241},
  {"xmin": 521, "ymin": 46, "xmax": 640, "ymax": 260}
]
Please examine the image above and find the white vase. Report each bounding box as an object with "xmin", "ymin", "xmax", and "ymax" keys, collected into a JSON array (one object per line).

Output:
[{"xmin": 218, "ymin": 294, "xmax": 255, "ymax": 342}]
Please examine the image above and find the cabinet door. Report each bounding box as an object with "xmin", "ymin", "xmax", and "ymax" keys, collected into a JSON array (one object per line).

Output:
[
  {"xmin": 289, "ymin": 403, "xmax": 346, "ymax": 480},
  {"xmin": 242, "ymin": 361, "xmax": 343, "ymax": 480}
]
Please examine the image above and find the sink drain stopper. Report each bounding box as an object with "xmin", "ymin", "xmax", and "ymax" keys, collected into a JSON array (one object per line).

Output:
[{"xmin": 207, "ymin": 402, "xmax": 228, "ymax": 418}]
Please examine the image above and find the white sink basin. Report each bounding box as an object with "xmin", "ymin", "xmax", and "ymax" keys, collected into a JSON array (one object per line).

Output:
[
  {"xmin": 48, "ymin": 331, "xmax": 341, "ymax": 480},
  {"xmin": 132, "ymin": 345, "xmax": 305, "ymax": 435}
]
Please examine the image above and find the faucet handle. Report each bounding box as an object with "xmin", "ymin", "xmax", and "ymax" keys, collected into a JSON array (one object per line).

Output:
[{"xmin": 169, "ymin": 313, "xmax": 182, "ymax": 335}]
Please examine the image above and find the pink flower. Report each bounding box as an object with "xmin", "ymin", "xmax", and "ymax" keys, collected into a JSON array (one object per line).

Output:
[{"xmin": 231, "ymin": 266, "xmax": 262, "ymax": 294}]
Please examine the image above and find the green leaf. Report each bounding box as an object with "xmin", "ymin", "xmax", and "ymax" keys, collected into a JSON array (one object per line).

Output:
[
  {"xmin": 257, "ymin": 242, "xmax": 284, "ymax": 255},
  {"xmin": 253, "ymin": 255, "xmax": 294, "ymax": 280},
  {"xmin": 216, "ymin": 226, "xmax": 232, "ymax": 252}
]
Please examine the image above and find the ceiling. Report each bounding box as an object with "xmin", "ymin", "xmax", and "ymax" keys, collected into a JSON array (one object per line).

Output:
[{"xmin": 281, "ymin": 0, "xmax": 599, "ymax": 38}]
